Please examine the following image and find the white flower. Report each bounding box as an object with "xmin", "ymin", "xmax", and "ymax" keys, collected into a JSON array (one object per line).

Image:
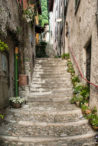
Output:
[{"xmin": 9, "ymin": 97, "xmax": 24, "ymax": 104}]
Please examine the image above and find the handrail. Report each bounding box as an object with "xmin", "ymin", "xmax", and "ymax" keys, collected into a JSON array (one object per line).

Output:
[{"xmin": 69, "ymin": 46, "xmax": 98, "ymax": 88}]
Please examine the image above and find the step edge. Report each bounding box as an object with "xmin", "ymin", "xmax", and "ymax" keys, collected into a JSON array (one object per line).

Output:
[
  {"xmin": 18, "ymin": 119, "xmax": 89, "ymax": 126},
  {"xmin": 0, "ymin": 133, "xmax": 96, "ymax": 143}
]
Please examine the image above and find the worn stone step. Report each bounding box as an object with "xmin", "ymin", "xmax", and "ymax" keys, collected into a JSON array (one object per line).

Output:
[
  {"xmin": 28, "ymin": 97, "xmax": 72, "ymax": 102},
  {"xmin": 28, "ymin": 94, "xmax": 72, "ymax": 102},
  {"xmin": 23, "ymin": 101, "xmax": 80, "ymax": 112},
  {"xmin": 32, "ymin": 76, "xmax": 70, "ymax": 80},
  {"xmin": 34, "ymin": 63, "xmax": 66, "ymax": 66},
  {"xmin": 30, "ymin": 84, "xmax": 72, "ymax": 89},
  {"xmin": 31, "ymin": 83, "xmax": 73, "ymax": 88},
  {"xmin": 5, "ymin": 109, "xmax": 84, "ymax": 123},
  {"xmin": 31, "ymin": 80, "xmax": 72, "ymax": 85},
  {"xmin": 30, "ymin": 88, "xmax": 73, "ymax": 95},
  {"xmin": 0, "ymin": 133, "xmax": 96, "ymax": 146},
  {"xmin": 0, "ymin": 120, "xmax": 95, "ymax": 137},
  {"xmin": 29, "ymin": 92, "xmax": 73, "ymax": 97}
]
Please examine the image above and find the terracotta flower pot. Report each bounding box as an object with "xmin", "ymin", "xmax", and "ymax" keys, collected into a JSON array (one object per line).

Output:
[
  {"xmin": 82, "ymin": 109, "xmax": 91, "ymax": 115},
  {"xmin": 10, "ymin": 102, "xmax": 21, "ymax": 108},
  {"xmin": 85, "ymin": 109, "xmax": 91, "ymax": 115},
  {"xmin": 19, "ymin": 74, "xmax": 28, "ymax": 86},
  {"xmin": 92, "ymin": 126, "xmax": 98, "ymax": 131}
]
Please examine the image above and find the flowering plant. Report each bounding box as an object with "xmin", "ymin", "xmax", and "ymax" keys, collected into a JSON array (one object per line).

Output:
[{"xmin": 9, "ymin": 97, "xmax": 24, "ymax": 104}]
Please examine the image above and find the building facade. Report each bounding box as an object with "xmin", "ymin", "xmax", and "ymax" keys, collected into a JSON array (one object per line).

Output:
[
  {"xmin": 49, "ymin": 0, "xmax": 68, "ymax": 56},
  {"xmin": 65, "ymin": 0, "xmax": 98, "ymax": 111},
  {"xmin": 0, "ymin": 0, "xmax": 41, "ymax": 109}
]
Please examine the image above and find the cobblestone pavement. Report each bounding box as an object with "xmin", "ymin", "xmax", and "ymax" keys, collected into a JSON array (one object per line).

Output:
[{"xmin": 0, "ymin": 58, "xmax": 97, "ymax": 146}]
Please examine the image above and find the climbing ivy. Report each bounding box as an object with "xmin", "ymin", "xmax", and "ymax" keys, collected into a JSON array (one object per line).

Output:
[{"xmin": 0, "ymin": 40, "xmax": 9, "ymax": 52}]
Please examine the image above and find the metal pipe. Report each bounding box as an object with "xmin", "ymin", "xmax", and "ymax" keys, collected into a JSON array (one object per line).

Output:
[
  {"xmin": 15, "ymin": 47, "xmax": 19, "ymax": 97},
  {"xmin": 96, "ymin": 0, "xmax": 98, "ymax": 35}
]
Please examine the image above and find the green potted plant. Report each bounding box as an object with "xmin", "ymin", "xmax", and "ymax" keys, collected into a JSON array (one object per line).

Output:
[
  {"xmin": 81, "ymin": 104, "xmax": 91, "ymax": 115},
  {"xmin": 9, "ymin": 97, "xmax": 24, "ymax": 108},
  {"xmin": 61, "ymin": 53, "xmax": 70, "ymax": 60},
  {"xmin": 89, "ymin": 114, "xmax": 98, "ymax": 131}
]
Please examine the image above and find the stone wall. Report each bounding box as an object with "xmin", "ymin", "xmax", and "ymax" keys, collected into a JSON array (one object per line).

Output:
[
  {"xmin": 0, "ymin": 0, "xmax": 21, "ymax": 109},
  {"xmin": 0, "ymin": 0, "xmax": 20, "ymax": 36},
  {"xmin": 66, "ymin": 0, "xmax": 98, "ymax": 111}
]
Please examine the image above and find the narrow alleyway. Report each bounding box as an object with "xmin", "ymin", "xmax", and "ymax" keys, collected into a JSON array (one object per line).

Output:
[{"xmin": 0, "ymin": 58, "xmax": 96, "ymax": 146}]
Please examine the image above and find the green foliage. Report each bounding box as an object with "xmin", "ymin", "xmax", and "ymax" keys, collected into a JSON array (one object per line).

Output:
[
  {"xmin": 72, "ymin": 76, "xmax": 80, "ymax": 85},
  {"xmin": 87, "ymin": 113, "xmax": 98, "ymax": 127},
  {"xmin": 67, "ymin": 59, "xmax": 75, "ymax": 74},
  {"xmin": 61, "ymin": 53, "xmax": 70, "ymax": 60},
  {"xmin": 0, "ymin": 114, "xmax": 4, "ymax": 119},
  {"xmin": 23, "ymin": 7, "xmax": 35, "ymax": 23},
  {"xmin": 0, "ymin": 40, "xmax": 9, "ymax": 52},
  {"xmin": 71, "ymin": 95, "xmax": 83, "ymax": 104},
  {"xmin": 92, "ymin": 107, "xmax": 97, "ymax": 114},
  {"xmin": 73, "ymin": 83, "xmax": 83, "ymax": 94},
  {"xmin": 40, "ymin": 0, "xmax": 48, "ymax": 26},
  {"xmin": 81, "ymin": 104, "xmax": 89, "ymax": 111}
]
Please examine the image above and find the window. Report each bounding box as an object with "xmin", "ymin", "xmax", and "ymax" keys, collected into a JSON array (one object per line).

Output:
[
  {"xmin": 1, "ymin": 54, "xmax": 8, "ymax": 73},
  {"xmin": 75, "ymin": 0, "xmax": 80, "ymax": 14}
]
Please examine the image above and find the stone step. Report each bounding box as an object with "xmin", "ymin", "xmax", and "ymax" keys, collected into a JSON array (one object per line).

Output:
[
  {"xmin": 0, "ymin": 133, "xmax": 96, "ymax": 146},
  {"xmin": 31, "ymin": 83, "xmax": 73, "ymax": 88},
  {"xmin": 24, "ymin": 101, "xmax": 80, "ymax": 112},
  {"xmin": 28, "ymin": 94, "xmax": 73, "ymax": 101},
  {"xmin": 0, "ymin": 120, "xmax": 95, "ymax": 137},
  {"xmin": 32, "ymin": 76, "xmax": 70, "ymax": 79},
  {"xmin": 30, "ymin": 88, "xmax": 73, "ymax": 95},
  {"xmin": 31, "ymin": 80, "xmax": 72, "ymax": 85},
  {"xmin": 6, "ymin": 109, "xmax": 84, "ymax": 123},
  {"xmin": 28, "ymin": 97, "xmax": 72, "ymax": 102},
  {"xmin": 29, "ymin": 92, "xmax": 72, "ymax": 98}
]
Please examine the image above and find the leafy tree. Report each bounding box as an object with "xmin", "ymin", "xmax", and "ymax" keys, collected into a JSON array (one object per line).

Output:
[{"xmin": 40, "ymin": 0, "xmax": 48, "ymax": 26}]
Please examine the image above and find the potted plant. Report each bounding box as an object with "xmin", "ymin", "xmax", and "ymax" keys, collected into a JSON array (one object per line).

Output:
[
  {"xmin": 81, "ymin": 104, "xmax": 91, "ymax": 115},
  {"xmin": 90, "ymin": 116, "xmax": 98, "ymax": 131},
  {"xmin": 61, "ymin": 53, "xmax": 70, "ymax": 60},
  {"xmin": 9, "ymin": 97, "xmax": 24, "ymax": 108}
]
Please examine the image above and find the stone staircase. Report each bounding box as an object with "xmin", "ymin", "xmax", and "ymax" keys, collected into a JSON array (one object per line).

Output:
[{"xmin": 0, "ymin": 58, "xmax": 97, "ymax": 146}]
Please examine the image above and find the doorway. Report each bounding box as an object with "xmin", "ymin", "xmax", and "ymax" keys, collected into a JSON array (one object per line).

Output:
[{"xmin": 86, "ymin": 40, "xmax": 91, "ymax": 85}]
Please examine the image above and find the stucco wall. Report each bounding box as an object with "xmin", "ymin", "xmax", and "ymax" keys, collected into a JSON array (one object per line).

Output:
[{"xmin": 66, "ymin": 0, "xmax": 98, "ymax": 111}]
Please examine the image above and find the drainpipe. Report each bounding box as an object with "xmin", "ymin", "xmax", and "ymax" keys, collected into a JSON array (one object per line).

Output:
[
  {"xmin": 96, "ymin": 0, "xmax": 98, "ymax": 35},
  {"xmin": 15, "ymin": 47, "xmax": 19, "ymax": 97}
]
